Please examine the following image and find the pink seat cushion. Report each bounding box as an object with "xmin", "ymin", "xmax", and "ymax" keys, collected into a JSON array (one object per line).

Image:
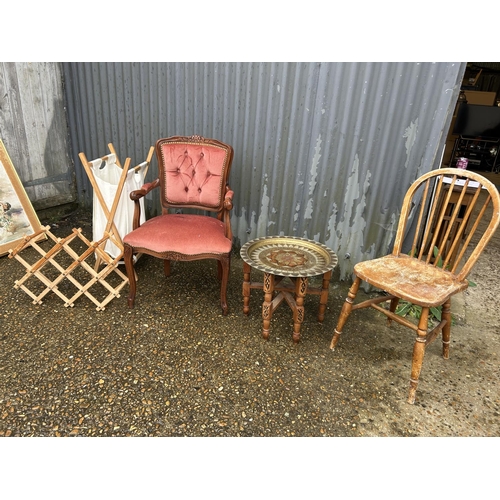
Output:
[{"xmin": 123, "ymin": 214, "xmax": 232, "ymax": 255}]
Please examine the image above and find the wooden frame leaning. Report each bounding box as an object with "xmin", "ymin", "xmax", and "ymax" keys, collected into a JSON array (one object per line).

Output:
[{"xmin": 0, "ymin": 139, "xmax": 44, "ymax": 257}]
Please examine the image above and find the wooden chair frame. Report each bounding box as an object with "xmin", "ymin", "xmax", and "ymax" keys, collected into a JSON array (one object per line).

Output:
[
  {"xmin": 123, "ymin": 135, "xmax": 235, "ymax": 315},
  {"xmin": 330, "ymin": 168, "xmax": 500, "ymax": 404}
]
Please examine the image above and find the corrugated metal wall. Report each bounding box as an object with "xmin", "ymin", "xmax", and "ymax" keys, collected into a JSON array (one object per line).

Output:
[
  {"xmin": 0, "ymin": 62, "xmax": 76, "ymax": 210},
  {"xmin": 62, "ymin": 62, "xmax": 465, "ymax": 281}
]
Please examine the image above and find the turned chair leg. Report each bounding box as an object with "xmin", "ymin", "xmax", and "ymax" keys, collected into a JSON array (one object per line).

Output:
[
  {"xmin": 242, "ymin": 261, "xmax": 251, "ymax": 316},
  {"xmin": 408, "ymin": 307, "xmax": 429, "ymax": 404},
  {"xmin": 387, "ymin": 296, "xmax": 400, "ymax": 326},
  {"xmin": 330, "ymin": 276, "xmax": 361, "ymax": 349},
  {"xmin": 318, "ymin": 270, "xmax": 332, "ymax": 323},
  {"xmin": 219, "ymin": 255, "xmax": 230, "ymax": 316},
  {"xmin": 441, "ymin": 298, "xmax": 452, "ymax": 359},
  {"xmin": 124, "ymin": 244, "xmax": 137, "ymax": 309}
]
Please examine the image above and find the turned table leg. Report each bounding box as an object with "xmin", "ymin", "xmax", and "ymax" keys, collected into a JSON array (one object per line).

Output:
[
  {"xmin": 243, "ymin": 261, "xmax": 251, "ymax": 316},
  {"xmin": 262, "ymin": 272, "xmax": 275, "ymax": 340},
  {"xmin": 292, "ymin": 276, "xmax": 308, "ymax": 343}
]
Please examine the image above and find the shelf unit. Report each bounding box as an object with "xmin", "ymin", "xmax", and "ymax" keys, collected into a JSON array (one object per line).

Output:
[{"xmin": 450, "ymin": 136, "xmax": 500, "ymax": 172}]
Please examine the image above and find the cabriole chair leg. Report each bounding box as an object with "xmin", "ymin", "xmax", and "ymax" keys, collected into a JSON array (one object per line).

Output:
[
  {"xmin": 124, "ymin": 244, "xmax": 137, "ymax": 309},
  {"xmin": 219, "ymin": 256, "xmax": 230, "ymax": 316}
]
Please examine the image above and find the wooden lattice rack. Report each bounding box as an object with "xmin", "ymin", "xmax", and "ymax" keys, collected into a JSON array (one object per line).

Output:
[
  {"xmin": 8, "ymin": 144, "xmax": 154, "ymax": 311},
  {"xmin": 9, "ymin": 225, "xmax": 128, "ymax": 311}
]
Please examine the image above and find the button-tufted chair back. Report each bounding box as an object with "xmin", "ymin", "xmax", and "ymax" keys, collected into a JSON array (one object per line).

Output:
[{"xmin": 157, "ymin": 135, "xmax": 233, "ymax": 212}]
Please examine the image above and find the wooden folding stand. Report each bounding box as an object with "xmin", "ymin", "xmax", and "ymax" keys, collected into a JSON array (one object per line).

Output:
[
  {"xmin": 80, "ymin": 143, "xmax": 154, "ymax": 268},
  {"xmin": 9, "ymin": 144, "xmax": 154, "ymax": 310}
]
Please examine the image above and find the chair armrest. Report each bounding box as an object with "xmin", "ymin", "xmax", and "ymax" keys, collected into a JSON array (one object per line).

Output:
[
  {"xmin": 130, "ymin": 178, "xmax": 160, "ymax": 201},
  {"xmin": 222, "ymin": 185, "xmax": 234, "ymax": 241},
  {"xmin": 130, "ymin": 178, "xmax": 160, "ymax": 229},
  {"xmin": 224, "ymin": 186, "xmax": 234, "ymax": 210}
]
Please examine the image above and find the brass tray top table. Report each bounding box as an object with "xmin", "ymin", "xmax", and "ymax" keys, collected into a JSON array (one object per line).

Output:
[{"xmin": 240, "ymin": 236, "xmax": 338, "ymax": 343}]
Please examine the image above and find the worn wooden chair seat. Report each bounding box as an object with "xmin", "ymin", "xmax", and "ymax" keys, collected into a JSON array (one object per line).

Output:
[
  {"xmin": 123, "ymin": 135, "xmax": 234, "ymax": 315},
  {"xmin": 355, "ymin": 254, "xmax": 469, "ymax": 307},
  {"xmin": 330, "ymin": 168, "xmax": 500, "ymax": 404}
]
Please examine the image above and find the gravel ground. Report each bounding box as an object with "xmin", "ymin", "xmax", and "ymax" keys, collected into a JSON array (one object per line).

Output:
[{"xmin": 0, "ymin": 208, "xmax": 499, "ymax": 440}]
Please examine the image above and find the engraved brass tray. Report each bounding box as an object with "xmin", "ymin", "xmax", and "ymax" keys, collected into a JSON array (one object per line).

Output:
[{"xmin": 240, "ymin": 236, "xmax": 338, "ymax": 277}]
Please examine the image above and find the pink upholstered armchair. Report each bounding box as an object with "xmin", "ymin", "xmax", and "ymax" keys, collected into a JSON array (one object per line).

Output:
[{"xmin": 123, "ymin": 135, "xmax": 235, "ymax": 315}]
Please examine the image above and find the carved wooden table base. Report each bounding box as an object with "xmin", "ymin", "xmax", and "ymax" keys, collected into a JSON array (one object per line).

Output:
[{"xmin": 240, "ymin": 236, "xmax": 338, "ymax": 343}]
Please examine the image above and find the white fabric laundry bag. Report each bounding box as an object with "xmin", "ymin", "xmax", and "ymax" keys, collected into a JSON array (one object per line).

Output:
[{"xmin": 91, "ymin": 154, "xmax": 147, "ymax": 259}]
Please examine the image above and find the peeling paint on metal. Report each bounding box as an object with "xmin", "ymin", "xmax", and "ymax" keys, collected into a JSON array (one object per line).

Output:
[
  {"xmin": 62, "ymin": 62, "xmax": 465, "ymax": 282},
  {"xmin": 256, "ymin": 183, "xmax": 270, "ymax": 237},
  {"xmin": 325, "ymin": 155, "xmax": 372, "ymax": 280},
  {"xmin": 375, "ymin": 211, "xmax": 399, "ymax": 256},
  {"xmin": 403, "ymin": 119, "xmax": 419, "ymax": 169},
  {"xmin": 309, "ymin": 135, "xmax": 321, "ymax": 196},
  {"xmin": 343, "ymin": 158, "xmax": 370, "ymax": 260},
  {"xmin": 304, "ymin": 135, "xmax": 322, "ymax": 220},
  {"xmin": 304, "ymin": 198, "xmax": 314, "ymax": 221},
  {"xmin": 294, "ymin": 202, "xmax": 301, "ymax": 223},
  {"xmin": 326, "ymin": 202, "xmax": 339, "ymax": 255},
  {"xmin": 235, "ymin": 206, "xmax": 252, "ymax": 244}
]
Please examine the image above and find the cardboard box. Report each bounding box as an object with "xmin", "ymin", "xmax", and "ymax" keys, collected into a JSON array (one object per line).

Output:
[{"xmin": 463, "ymin": 90, "xmax": 496, "ymax": 106}]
